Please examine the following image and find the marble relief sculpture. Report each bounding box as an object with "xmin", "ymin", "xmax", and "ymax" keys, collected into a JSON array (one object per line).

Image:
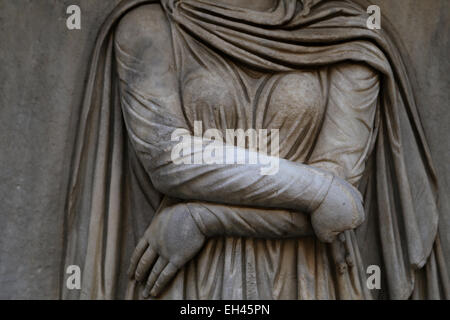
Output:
[{"xmin": 62, "ymin": 0, "xmax": 449, "ymax": 299}]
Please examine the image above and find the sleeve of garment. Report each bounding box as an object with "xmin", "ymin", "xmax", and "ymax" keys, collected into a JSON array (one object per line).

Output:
[
  {"xmin": 113, "ymin": 6, "xmax": 339, "ymax": 214},
  {"xmin": 308, "ymin": 62, "xmax": 380, "ymax": 186}
]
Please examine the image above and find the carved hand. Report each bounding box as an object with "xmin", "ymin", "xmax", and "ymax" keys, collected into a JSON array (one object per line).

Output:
[
  {"xmin": 128, "ymin": 204, "xmax": 206, "ymax": 298},
  {"xmin": 311, "ymin": 177, "xmax": 365, "ymax": 243}
]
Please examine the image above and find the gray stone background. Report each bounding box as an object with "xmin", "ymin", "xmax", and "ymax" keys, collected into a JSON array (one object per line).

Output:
[{"xmin": 0, "ymin": 0, "xmax": 448, "ymax": 299}]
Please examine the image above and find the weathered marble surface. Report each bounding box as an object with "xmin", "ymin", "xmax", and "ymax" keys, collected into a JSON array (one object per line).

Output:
[
  {"xmin": 0, "ymin": 0, "xmax": 448, "ymax": 299},
  {"xmin": 0, "ymin": 0, "xmax": 121, "ymax": 299}
]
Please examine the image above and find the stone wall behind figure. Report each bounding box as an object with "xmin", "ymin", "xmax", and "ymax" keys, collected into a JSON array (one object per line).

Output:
[
  {"xmin": 0, "ymin": 0, "xmax": 122, "ymax": 299},
  {"xmin": 0, "ymin": 0, "xmax": 448, "ymax": 299}
]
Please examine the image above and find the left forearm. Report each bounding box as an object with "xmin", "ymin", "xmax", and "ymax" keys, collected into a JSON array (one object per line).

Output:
[{"xmin": 185, "ymin": 202, "xmax": 313, "ymax": 239}]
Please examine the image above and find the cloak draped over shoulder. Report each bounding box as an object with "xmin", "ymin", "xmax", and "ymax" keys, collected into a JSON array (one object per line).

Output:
[{"xmin": 62, "ymin": 0, "xmax": 449, "ymax": 299}]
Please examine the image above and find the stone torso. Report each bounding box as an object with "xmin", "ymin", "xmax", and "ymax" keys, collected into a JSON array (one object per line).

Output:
[{"xmin": 180, "ymin": 50, "xmax": 328, "ymax": 162}]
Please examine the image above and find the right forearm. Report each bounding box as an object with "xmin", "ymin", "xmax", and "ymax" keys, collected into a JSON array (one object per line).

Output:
[{"xmin": 145, "ymin": 135, "xmax": 335, "ymax": 214}]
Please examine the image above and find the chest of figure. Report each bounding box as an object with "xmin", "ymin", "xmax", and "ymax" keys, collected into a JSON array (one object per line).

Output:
[{"xmin": 180, "ymin": 64, "xmax": 327, "ymax": 134}]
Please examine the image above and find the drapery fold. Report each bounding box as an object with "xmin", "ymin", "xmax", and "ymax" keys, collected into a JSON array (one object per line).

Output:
[{"xmin": 62, "ymin": 0, "xmax": 448, "ymax": 299}]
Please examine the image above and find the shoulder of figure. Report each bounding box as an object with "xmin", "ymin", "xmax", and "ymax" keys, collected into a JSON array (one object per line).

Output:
[
  {"xmin": 330, "ymin": 62, "xmax": 379, "ymax": 84},
  {"xmin": 115, "ymin": 3, "xmax": 171, "ymax": 54}
]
